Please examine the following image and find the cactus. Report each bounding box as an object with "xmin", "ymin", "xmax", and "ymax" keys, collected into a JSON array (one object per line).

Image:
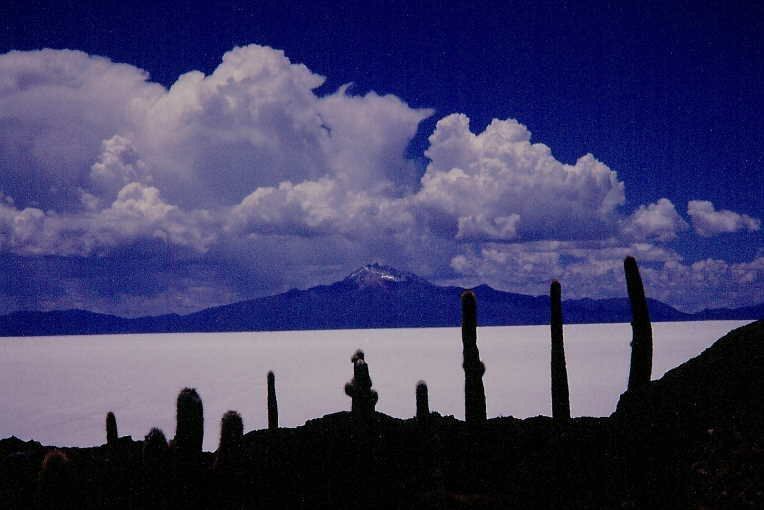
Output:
[
  {"xmin": 267, "ymin": 371, "xmax": 278, "ymax": 430},
  {"xmin": 173, "ymin": 387, "xmax": 204, "ymax": 454},
  {"xmin": 141, "ymin": 428, "xmax": 169, "ymax": 508},
  {"xmin": 106, "ymin": 411, "xmax": 118, "ymax": 446},
  {"xmin": 461, "ymin": 290, "xmax": 486, "ymax": 424},
  {"xmin": 624, "ymin": 256, "xmax": 653, "ymax": 391},
  {"xmin": 213, "ymin": 411, "xmax": 245, "ymax": 509},
  {"xmin": 143, "ymin": 427, "xmax": 168, "ymax": 461},
  {"xmin": 37, "ymin": 450, "xmax": 73, "ymax": 510},
  {"xmin": 215, "ymin": 411, "xmax": 243, "ymax": 469},
  {"xmin": 344, "ymin": 349, "xmax": 378, "ymax": 423},
  {"xmin": 550, "ymin": 281, "xmax": 571, "ymax": 421},
  {"xmin": 416, "ymin": 380, "xmax": 429, "ymax": 421}
]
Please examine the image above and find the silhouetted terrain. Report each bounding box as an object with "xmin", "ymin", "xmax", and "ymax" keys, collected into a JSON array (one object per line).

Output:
[
  {"xmin": 1, "ymin": 264, "xmax": 761, "ymax": 336},
  {"xmin": 1, "ymin": 320, "xmax": 761, "ymax": 509}
]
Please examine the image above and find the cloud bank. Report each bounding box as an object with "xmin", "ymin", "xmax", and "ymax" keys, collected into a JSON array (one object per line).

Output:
[
  {"xmin": 687, "ymin": 200, "xmax": 761, "ymax": 237},
  {"xmin": 0, "ymin": 45, "xmax": 761, "ymax": 314}
]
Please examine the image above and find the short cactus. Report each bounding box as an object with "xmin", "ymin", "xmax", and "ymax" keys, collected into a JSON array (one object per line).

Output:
[
  {"xmin": 267, "ymin": 371, "xmax": 278, "ymax": 430},
  {"xmin": 550, "ymin": 281, "xmax": 571, "ymax": 421},
  {"xmin": 624, "ymin": 256, "xmax": 653, "ymax": 391},
  {"xmin": 37, "ymin": 450, "xmax": 73, "ymax": 509},
  {"xmin": 143, "ymin": 427, "xmax": 168, "ymax": 462},
  {"xmin": 461, "ymin": 290, "xmax": 486, "ymax": 424},
  {"xmin": 215, "ymin": 410, "xmax": 243, "ymax": 470},
  {"xmin": 344, "ymin": 349, "xmax": 378, "ymax": 423},
  {"xmin": 173, "ymin": 388, "xmax": 204, "ymax": 454},
  {"xmin": 106, "ymin": 411, "xmax": 118, "ymax": 446},
  {"xmin": 416, "ymin": 380, "xmax": 429, "ymax": 421}
]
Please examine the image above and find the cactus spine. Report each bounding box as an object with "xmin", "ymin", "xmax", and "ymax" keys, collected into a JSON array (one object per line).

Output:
[
  {"xmin": 173, "ymin": 387, "xmax": 204, "ymax": 454},
  {"xmin": 624, "ymin": 256, "xmax": 653, "ymax": 391},
  {"xmin": 550, "ymin": 281, "xmax": 571, "ymax": 421},
  {"xmin": 461, "ymin": 290, "xmax": 486, "ymax": 424},
  {"xmin": 106, "ymin": 411, "xmax": 118, "ymax": 446},
  {"xmin": 267, "ymin": 371, "xmax": 278, "ymax": 430},
  {"xmin": 416, "ymin": 380, "xmax": 429, "ymax": 421},
  {"xmin": 344, "ymin": 349, "xmax": 378, "ymax": 424}
]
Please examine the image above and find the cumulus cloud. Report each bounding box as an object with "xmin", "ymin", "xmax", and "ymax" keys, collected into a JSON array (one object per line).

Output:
[
  {"xmin": 448, "ymin": 240, "xmax": 682, "ymax": 299},
  {"xmin": 0, "ymin": 182, "xmax": 215, "ymax": 256},
  {"xmin": 416, "ymin": 114, "xmax": 625, "ymax": 241},
  {"xmin": 447, "ymin": 241, "xmax": 763, "ymax": 311},
  {"xmin": 90, "ymin": 135, "xmax": 152, "ymax": 192},
  {"xmin": 0, "ymin": 49, "xmax": 163, "ymax": 211},
  {"xmin": 687, "ymin": 200, "xmax": 760, "ymax": 237},
  {"xmin": 620, "ymin": 198, "xmax": 689, "ymax": 241},
  {"xmin": 0, "ymin": 45, "xmax": 760, "ymax": 315}
]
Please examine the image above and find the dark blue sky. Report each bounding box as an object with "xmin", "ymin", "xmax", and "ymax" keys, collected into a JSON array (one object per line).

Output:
[{"xmin": 1, "ymin": 0, "xmax": 761, "ymax": 314}]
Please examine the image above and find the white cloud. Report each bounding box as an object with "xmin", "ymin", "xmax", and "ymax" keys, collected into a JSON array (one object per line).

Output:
[
  {"xmin": 687, "ymin": 200, "xmax": 760, "ymax": 237},
  {"xmin": 0, "ymin": 182, "xmax": 215, "ymax": 256},
  {"xmin": 415, "ymin": 114, "xmax": 626, "ymax": 241},
  {"xmin": 620, "ymin": 198, "xmax": 688, "ymax": 241},
  {"xmin": 447, "ymin": 240, "xmax": 682, "ymax": 299},
  {"xmin": 0, "ymin": 45, "xmax": 760, "ymax": 315},
  {"xmin": 90, "ymin": 135, "xmax": 152, "ymax": 192},
  {"xmin": 644, "ymin": 256, "xmax": 764, "ymax": 311},
  {"xmin": 0, "ymin": 49, "xmax": 164, "ymax": 211},
  {"xmin": 446, "ymin": 240, "xmax": 762, "ymax": 311},
  {"xmin": 456, "ymin": 214, "xmax": 521, "ymax": 241}
]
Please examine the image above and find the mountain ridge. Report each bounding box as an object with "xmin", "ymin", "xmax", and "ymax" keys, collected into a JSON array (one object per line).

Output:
[{"xmin": 1, "ymin": 263, "xmax": 761, "ymax": 336}]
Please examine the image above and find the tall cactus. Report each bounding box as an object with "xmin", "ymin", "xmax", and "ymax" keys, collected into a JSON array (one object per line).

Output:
[
  {"xmin": 550, "ymin": 281, "xmax": 571, "ymax": 421},
  {"xmin": 344, "ymin": 349, "xmax": 378, "ymax": 424},
  {"xmin": 416, "ymin": 380, "xmax": 429, "ymax": 421},
  {"xmin": 267, "ymin": 371, "xmax": 278, "ymax": 430},
  {"xmin": 624, "ymin": 256, "xmax": 653, "ymax": 390},
  {"xmin": 142, "ymin": 428, "xmax": 169, "ymax": 508},
  {"xmin": 106, "ymin": 411, "xmax": 118, "ymax": 446},
  {"xmin": 173, "ymin": 388, "xmax": 204, "ymax": 454},
  {"xmin": 213, "ymin": 411, "xmax": 245, "ymax": 509},
  {"xmin": 461, "ymin": 290, "xmax": 486, "ymax": 424}
]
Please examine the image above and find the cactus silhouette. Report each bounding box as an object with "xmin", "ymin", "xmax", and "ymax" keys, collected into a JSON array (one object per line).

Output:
[
  {"xmin": 461, "ymin": 290, "xmax": 486, "ymax": 424},
  {"xmin": 142, "ymin": 428, "xmax": 169, "ymax": 509},
  {"xmin": 37, "ymin": 450, "xmax": 74, "ymax": 510},
  {"xmin": 624, "ymin": 256, "xmax": 653, "ymax": 391},
  {"xmin": 550, "ymin": 281, "xmax": 571, "ymax": 421},
  {"xmin": 213, "ymin": 411, "xmax": 245, "ymax": 509},
  {"xmin": 173, "ymin": 387, "xmax": 204, "ymax": 454},
  {"xmin": 171, "ymin": 389, "xmax": 204, "ymax": 509},
  {"xmin": 106, "ymin": 411, "xmax": 118, "ymax": 446},
  {"xmin": 267, "ymin": 371, "xmax": 278, "ymax": 430},
  {"xmin": 143, "ymin": 427, "xmax": 169, "ymax": 462},
  {"xmin": 344, "ymin": 349, "xmax": 378, "ymax": 424},
  {"xmin": 416, "ymin": 380, "xmax": 429, "ymax": 421},
  {"xmin": 215, "ymin": 411, "xmax": 243, "ymax": 466}
]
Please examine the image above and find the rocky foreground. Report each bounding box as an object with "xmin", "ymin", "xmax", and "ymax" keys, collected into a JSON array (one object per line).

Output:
[{"xmin": 0, "ymin": 320, "xmax": 761, "ymax": 509}]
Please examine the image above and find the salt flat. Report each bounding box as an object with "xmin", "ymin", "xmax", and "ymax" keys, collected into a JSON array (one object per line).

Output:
[{"xmin": 0, "ymin": 320, "xmax": 749, "ymax": 451}]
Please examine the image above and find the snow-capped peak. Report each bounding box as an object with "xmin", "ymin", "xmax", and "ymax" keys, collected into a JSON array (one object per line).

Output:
[{"xmin": 344, "ymin": 263, "xmax": 424, "ymax": 288}]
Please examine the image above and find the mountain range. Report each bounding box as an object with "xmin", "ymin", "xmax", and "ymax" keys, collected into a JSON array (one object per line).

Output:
[{"xmin": 1, "ymin": 263, "xmax": 761, "ymax": 337}]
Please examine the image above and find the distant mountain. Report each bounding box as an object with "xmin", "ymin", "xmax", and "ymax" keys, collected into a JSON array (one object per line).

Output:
[{"xmin": 1, "ymin": 263, "xmax": 761, "ymax": 336}]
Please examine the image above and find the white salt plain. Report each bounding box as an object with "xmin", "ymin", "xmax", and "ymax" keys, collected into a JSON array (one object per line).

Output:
[{"xmin": 0, "ymin": 320, "xmax": 749, "ymax": 451}]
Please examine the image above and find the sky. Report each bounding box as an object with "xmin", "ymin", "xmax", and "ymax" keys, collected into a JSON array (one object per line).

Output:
[{"xmin": 0, "ymin": 0, "xmax": 761, "ymax": 316}]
